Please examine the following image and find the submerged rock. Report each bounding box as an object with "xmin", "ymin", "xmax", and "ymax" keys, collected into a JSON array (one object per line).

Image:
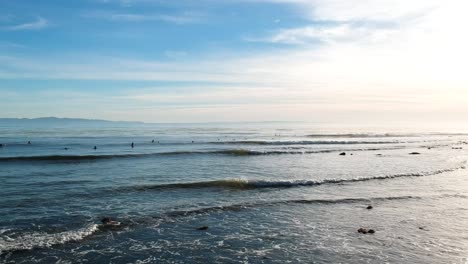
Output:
[
  {"xmin": 339, "ymin": 152, "xmax": 346, "ymax": 156},
  {"xmin": 366, "ymin": 205, "xmax": 373, "ymax": 210}
]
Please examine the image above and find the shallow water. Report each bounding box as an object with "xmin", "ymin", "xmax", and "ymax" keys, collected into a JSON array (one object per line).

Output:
[{"xmin": 1, "ymin": 123, "xmax": 468, "ymax": 263}]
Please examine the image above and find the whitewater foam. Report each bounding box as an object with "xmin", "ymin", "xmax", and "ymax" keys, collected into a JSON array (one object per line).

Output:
[{"xmin": 0, "ymin": 224, "xmax": 99, "ymax": 255}]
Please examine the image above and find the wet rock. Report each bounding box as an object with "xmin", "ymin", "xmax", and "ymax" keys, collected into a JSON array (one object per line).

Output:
[
  {"xmin": 339, "ymin": 152, "xmax": 346, "ymax": 156},
  {"xmin": 101, "ymin": 217, "xmax": 113, "ymax": 224},
  {"xmin": 366, "ymin": 205, "xmax": 373, "ymax": 210},
  {"xmin": 358, "ymin": 228, "xmax": 368, "ymax": 234},
  {"xmin": 358, "ymin": 228, "xmax": 375, "ymax": 234},
  {"xmin": 409, "ymin": 152, "xmax": 420, "ymax": 155},
  {"xmin": 197, "ymin": 226, "xmax": 209, "ymax": 231}
]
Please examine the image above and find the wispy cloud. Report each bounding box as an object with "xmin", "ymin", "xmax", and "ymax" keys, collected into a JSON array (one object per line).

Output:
[
  {"xmin": 3, "ymin": 17, "xmax": 49, "ymax": 31},
  {"xmin": 249, "ymin": 23, "xmax": 398, "ymax": 45},
  {"xmin": 83, "ymin": 11, "xmax": 204, "ymax": 24}
]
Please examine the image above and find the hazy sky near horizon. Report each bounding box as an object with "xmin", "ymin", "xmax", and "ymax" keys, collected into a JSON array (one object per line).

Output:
[{"xmin": 1, "ymin": 0, "xmax": 467, "ymax": 123}]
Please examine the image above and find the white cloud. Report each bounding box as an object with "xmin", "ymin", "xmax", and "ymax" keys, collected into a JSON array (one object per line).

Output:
[
  {"xmin": 83, "ymin": 11, "xmax": 204, "ymax": 24},
  {"xmin": 3, "ymin": 17, "xmax": 49, "ymax": 31},
  {"xmin": 253, "ymin": 23, "xmax": 398, "ymax": 45}
]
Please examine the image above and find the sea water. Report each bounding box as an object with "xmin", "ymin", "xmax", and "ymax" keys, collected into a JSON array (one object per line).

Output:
[{"xmin": 0, "ymin": 122, "xmax": 467, "ymax": 263}]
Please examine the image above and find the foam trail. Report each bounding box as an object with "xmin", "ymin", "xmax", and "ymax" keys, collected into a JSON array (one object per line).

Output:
[{"xmin": 0, "ymin": 224, "xmax": 99, "ymax": 255}]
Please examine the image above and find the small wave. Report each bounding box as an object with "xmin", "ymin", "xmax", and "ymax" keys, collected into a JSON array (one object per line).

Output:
[
  {"xmin": 115, "ymin": 165, "xmax": 466, "ymax": 192},
  {"xmin": 211, "ymin": 140, "xmax": 401, "ymax": 145},
  {"xmin": 162, "ymin": 195, "xmax": 421, "ymax": 218},
  {"xmin": 0, "ymin": 224, "xmax": 98, "ymax": 255},
  {"xmin": 306, "ymin": 133, "xmax": 419, "ymax": 138},
  {"xmin": 0, "ymin": 146, "xmax": 406, "ymax": 162}
]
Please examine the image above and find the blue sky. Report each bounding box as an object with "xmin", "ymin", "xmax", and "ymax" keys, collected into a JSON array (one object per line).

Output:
[{"xmin": 1, "ymin": 0, "xmax": 467, "ymax": 123}]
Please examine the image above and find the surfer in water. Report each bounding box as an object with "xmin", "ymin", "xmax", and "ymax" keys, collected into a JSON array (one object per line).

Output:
[
  {"xmin": 94, "ymin": 146, "xmax": 97, "ymax": 150},
  {"xmin": 131, "ymin": 142, "xmax": 134, "ymax": 148}
]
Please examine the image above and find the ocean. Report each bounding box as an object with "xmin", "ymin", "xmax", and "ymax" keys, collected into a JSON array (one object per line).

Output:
[{"xmin": 0, "ymin": 122, "xmax": 467, "ymax": 263}]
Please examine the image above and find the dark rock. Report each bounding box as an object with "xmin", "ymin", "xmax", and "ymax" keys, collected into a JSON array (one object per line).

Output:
[
  {"xmin": 366, "ymin": 205, "xmax": 373, "ymax": 210},
  {"xmin": 367, "ymin": 229, "xmax": 375, "ymax": 234},
  {"xmin": 358, "ymin": 228, "xmax": 368, "ymax": 234},
  {"xmin": 197, "ymin": 226, "xmax": 209, "ymax": 231},
  {"xmin": 409, "ymin": 152, "xmax": 420, "ymax": 155},
  {"xmin": 101, "ymin": 217, "xmax": 113, "ymax": 224},
  {"xmin": 339, "ymin": 152, "xmax": 346, "ymax": 156}
]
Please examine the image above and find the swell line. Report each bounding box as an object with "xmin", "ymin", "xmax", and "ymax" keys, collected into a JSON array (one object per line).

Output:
[
  {"xmin": 113, "ymin": 164, "xmax": 466, "ymax": 192},
  {"xmin": 0, "ymin": 146, "xmax": 412, "ymax": 162}
]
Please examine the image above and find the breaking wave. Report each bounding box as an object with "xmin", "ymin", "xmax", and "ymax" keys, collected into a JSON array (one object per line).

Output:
[
  {"xmin": 0, "ymin": 224, "xmax": 99, "ymax": 255},
  {"xmin": 115, "ymin": 164, "xmax": 466, "ymax": 192}
]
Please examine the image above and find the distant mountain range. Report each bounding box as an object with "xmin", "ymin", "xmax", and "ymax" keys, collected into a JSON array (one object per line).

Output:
[{"xmin": 0, "ymin": 117, "xmax": 144, "ymax": 126}]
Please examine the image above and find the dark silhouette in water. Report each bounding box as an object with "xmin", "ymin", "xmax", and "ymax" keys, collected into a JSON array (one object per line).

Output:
[
  {"xmin": 94, "ymin": 146, "xmax": 97, "ymax": 150},
  {"xmin": 197, "ymin": 226, "xmax": 209, "ymax": 230},
  {"xmin": 64, "ymin": 147, "xmax": 69, "ymax": 150},
  {"xmin": 0, "ymin": 143, "xmax": 3, "ymax": 148},
  {"xmin": 28, "ymin": 141, "xmax": 31, "ymax": 145},
  {"xmin": 100, "ymin": 217, "xmax": 121, "ymax": 229},
  {"xmin": 101, "ymin": 217, "xmax": 115, "ymax": 224},
  {"xmin": 358, "ymin": 228, "xmax": 376, "ymax": 234},
  {"xmin": 152, "ymin": 139, "xmax": 154, "ymax": 143},
  {"xmin": 131, "ymin": 142, "xmax": 134, "ymax": 148}
]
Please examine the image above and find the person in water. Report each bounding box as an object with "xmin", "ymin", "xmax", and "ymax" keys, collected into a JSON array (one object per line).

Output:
[
  {"xmin": 152, "ymin": 139, "xmax": 154, "ymax": 143},
  {"xmin": 131, "ymin": 142, "xmax": 134, "ymax": 148},
  {"xmin": 28, "ymin": 141, "xmax": 31, "ymax": 145},
  {"xmin": 94, "ymin": 146, "xmax": 97, "ymax": 150}
]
